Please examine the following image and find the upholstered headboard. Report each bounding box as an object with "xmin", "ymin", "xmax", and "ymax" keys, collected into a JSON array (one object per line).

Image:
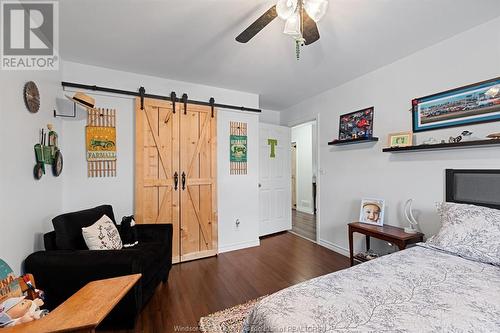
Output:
[{"xmin": 446, "ymin": 169, "xmax": 500, "ymax": 210}]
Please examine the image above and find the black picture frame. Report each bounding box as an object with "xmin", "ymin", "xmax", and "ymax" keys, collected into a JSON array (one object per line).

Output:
[
  {"xmin": 412, "ymin": 77, "xmax": 500, "ymax": 132},
  {"xmin": 338, "ymin": 106, "xmax": 374, "ymax": 141}
]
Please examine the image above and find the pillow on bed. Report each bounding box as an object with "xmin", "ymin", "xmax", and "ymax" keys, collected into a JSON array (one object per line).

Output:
[{"xmin": 426, "ymin": 202, "xmax": 500, "ymax": 265}]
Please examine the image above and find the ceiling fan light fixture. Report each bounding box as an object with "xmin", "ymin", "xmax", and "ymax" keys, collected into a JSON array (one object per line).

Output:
[
  {"xmin": 304, "ymin": 0, "xmax": 329, "ymax": 22},
  {"xmin": 276, "ymin": 0, "xmax": 298, "ymax": 20},
  {"xmin": 283, "ymin": 12, "xmax": 301, "ymax": 37}
]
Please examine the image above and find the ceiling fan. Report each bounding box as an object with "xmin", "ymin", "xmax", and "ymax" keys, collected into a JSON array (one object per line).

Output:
[{"xmin": 236, "ymin": 0, "xmax": 328, "ymax": 58}]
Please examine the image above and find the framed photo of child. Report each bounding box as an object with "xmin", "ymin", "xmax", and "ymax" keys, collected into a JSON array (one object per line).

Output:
[{"xmin": 359, "ymin": 198, "xmax": 385, "ymax": 226}]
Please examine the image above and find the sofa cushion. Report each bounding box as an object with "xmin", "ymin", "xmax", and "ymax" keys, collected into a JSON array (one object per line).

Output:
[{"xmin": 52, "ymin": 205, "xmax": 116, "ymax": 250}]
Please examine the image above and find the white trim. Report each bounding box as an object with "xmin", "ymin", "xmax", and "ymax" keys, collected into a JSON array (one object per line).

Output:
[
  {"xmin": 318, "ymin": 238, "xmax": 350, "ymax": 257},
  {"xmin": 218, "ymin": 239, "xmax": 260, "ymax": 254}
]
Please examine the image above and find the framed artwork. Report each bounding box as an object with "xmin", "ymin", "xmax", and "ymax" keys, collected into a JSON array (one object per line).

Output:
[
  {"xmin": 412, "ymin": 77, "xmax": 500, "ymax": 132},
  {"xmin": 388, "ymin": 131, "xmax": 413, "ymax": 147},
  {"xmin": 339, "ymin": 107, "xmax": 374, "ymax": 140},
  {"xmin": 359, "ymin": 198, "xmax": 385, "ymax": 226}
]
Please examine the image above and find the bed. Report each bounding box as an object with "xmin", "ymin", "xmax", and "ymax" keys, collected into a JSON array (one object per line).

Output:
[{"xmin": 243, "ymin": 169, "xmax": 500, "ymax": 332}]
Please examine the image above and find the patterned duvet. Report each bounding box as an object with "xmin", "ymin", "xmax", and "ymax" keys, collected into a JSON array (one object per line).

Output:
[{"xmin": 243, "ymin": 245, "xmax": 500, "ymax": 332}]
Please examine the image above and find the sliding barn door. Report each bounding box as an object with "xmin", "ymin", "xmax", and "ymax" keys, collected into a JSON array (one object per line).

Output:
[
  {"xmin": 179, "ymin": 105, "xmax": 217, "ymax": 261},
  {"xmin": 135, "ymin": 98, "xmax": 181, "ymax": 263},
  {"xmin": 135, "ymin": 98, "xmax": 217, "ymax": 263}
]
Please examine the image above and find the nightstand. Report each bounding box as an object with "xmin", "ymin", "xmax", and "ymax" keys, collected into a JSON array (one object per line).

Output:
[{"xmin": 348, "ymin": 222, "xmax": 424, "ymax": 266}]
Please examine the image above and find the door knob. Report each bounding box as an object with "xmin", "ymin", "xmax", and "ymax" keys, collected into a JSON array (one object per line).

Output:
[{"xmin": 258, "ymin": 183, "xmax": 262, "ymax": 188}]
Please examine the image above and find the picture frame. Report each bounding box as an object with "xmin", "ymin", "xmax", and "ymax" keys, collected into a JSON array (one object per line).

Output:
[
  {"xmin": 387, "ymin": 131, "xmax": 413, "ymax": 147},
  {"xmin": 359, "ymin": 198, "xmax": 385, "ymax": 226},
  {"xmin": 412, "ymin": 77, "xmax": 500, "ymax": 132},
  {"xmin": 339, "ymin": 107, "xmax": 374, "ymax": 141}
]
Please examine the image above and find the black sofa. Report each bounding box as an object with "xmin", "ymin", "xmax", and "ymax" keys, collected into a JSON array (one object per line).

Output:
[{"xmin": 25, "ymin": 205, "xmax": 173, "ymax": 329}]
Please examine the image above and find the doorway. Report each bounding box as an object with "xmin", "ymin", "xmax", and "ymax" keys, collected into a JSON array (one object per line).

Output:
[{"xmin": 290, "ymin": 120, "xmax": 317, "ymax": 242}]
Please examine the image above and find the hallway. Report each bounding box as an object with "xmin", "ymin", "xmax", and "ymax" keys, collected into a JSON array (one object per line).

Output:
[{"xmin": 291, "ymin": 209, "xmax": 316, "ymax": 241}]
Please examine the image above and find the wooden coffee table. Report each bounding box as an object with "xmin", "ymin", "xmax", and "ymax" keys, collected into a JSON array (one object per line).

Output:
[
  {"xmin": 348, "ymin": 222, "xmax": 424, "ymax": 266},
  {"xmin": 2, "ymin": 274, "xmax": 141, "ymax": 333}
]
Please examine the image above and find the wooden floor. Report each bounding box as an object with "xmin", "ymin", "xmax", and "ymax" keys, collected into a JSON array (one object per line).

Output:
[
  {"xmin": 291, "ymin": 209, "xmax": 317, "ymax": 241},
  {"xmin": 107, "ymin": 232, "xmax": 348, "ymax": 333}
]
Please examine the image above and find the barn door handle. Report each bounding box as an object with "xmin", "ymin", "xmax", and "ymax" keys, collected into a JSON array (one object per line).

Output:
[
  {"xmin": 181, "ymin": 172, "xmax": 186, "ymax": 190},
  {"xmin": 173, "ymin": 172, "xmax": 179, "ymax": 191}
]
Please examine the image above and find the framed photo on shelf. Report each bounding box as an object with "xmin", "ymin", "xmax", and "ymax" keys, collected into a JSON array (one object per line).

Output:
[
  {"xmin": 412, "ymin": 77, "xmax": 500, "ymax": 132},
  {"xmin": 388, "ymin": 131, "xmax": 413, "ymax": 147},
  {"xmin": 339, "ymin": 107, "xmax": 374, "ymax": 141},
  {"xmin": 359, "ymin": 198, "xmax": 385, "ymax": 226}
]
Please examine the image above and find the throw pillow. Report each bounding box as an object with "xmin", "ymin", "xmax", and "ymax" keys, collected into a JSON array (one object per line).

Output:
[
  {"xmin": 426, "ymin": 202, "xmax": 500, "ymax": 265},
  {"xmin": 82, "ymin": 215, "xmax": 123, "ymax": 250}
]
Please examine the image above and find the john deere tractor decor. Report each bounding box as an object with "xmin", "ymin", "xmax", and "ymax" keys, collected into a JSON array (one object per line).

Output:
[
  {"xmin": 230, "ymin": 121, "xmax": 247, "ymax": 175},
  {"xmin": 86, "ymin": 108, "xmax": 117, "ymax": 177},
  {"xmin": 33, "ymin": 124, "xmax": 63, "ymax": 180}
]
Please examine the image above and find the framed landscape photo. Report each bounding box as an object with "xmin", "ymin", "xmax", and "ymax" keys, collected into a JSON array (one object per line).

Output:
[
  {"xmin": 412, "ymin": 77, "xmax": 500, "ymax": 132},
  {"xmin": 388, "ymin": 131, "xmax": 413, "ymax": 147},
  {"xmin": 359, "ymin": 198, "xmax": 385, "ymax": 226},
  {"xmin": 339, "ymin": 107, "xmax": 374, "ymax": 140}
]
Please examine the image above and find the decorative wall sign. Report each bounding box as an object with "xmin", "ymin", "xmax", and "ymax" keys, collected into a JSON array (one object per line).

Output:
[
  {"xmin": 33, "ymin": 124, "xmax": 63, "ymax": 180},
  {"xmin": 412, "ymin": 77, "xmax": 500, "ymax": 132},
  {"xmin": 86, "ymin": 108, "xmax": 117, "ymax": 177},
  {"xmin": 339, "ymin": 107, "xmax": 374, "ymax": 140},
  {"xmin": 230, "ymin": 121, "xmax": 247, "ymax": 175},
  {"xmin": 267, "ymin": 138, "xmax": 278, "ymax": 158}
]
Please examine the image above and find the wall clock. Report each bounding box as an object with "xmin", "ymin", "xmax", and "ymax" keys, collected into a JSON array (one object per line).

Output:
[{"xmin": 24, "ymin": 81, "xmax": 40, "ymax": 113}]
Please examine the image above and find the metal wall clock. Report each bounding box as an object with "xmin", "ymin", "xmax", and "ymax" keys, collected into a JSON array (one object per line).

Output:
[{"xmin": 24, "ymin": 81, "xmax": 40, "ymax": 113}]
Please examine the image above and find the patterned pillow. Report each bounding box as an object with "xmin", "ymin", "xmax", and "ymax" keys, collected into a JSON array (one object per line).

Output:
[
  {"xmin": 426, "ymin": 202, "xmax": 500, "ymax": 265},
  {"xmin": 82, "ymin": 215, "xmax": 123, "ymax": 250}
]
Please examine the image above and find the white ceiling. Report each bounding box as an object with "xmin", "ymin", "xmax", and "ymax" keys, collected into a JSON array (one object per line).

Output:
[{"xmin": 60, "ymin": 0, "xmax": 500, "ymax": 110}]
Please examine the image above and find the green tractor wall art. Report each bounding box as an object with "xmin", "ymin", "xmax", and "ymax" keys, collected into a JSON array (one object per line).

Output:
[{"xmin": 33, "ymin": 124, "xmax": 63, "ymax": 180}]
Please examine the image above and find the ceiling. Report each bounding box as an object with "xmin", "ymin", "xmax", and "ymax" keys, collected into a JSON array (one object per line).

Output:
[{"xmin": 60, "ymin": 0, "xmax": 500, "ymax": 110}]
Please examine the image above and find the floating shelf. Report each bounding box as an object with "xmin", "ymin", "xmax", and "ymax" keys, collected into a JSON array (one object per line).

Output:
[
  {"xmin": 383, "ymin": 138, "xmax": 500, "ymax": 153},
  {"xmin": 328, "ymin": 137, "xmax": 379, "ymax": 146}
]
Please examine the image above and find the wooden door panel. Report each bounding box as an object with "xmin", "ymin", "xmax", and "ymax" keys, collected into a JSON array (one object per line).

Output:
[
  {"xmin": 180, "ymin": 106, "xmax": 217, "ymax": 261},
  {"xmin": 135, "ymin": 98, "xmax": 180, "ymax": 263}
]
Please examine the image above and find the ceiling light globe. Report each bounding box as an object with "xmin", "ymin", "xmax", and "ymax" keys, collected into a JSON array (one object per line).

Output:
[
  {"xmin": 304, "ymin": 0, "xmax": 329, "ymax": 22},
  {"xmin": 276, "ymin": 0, "xmax": 298, "ymax": 20},
  {"xmin": 283, "ymin": 12, "xmax": 301, "ymax": 37}
]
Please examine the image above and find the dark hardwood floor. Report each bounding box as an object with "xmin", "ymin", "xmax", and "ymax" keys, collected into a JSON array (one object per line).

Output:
[
  {"xmin": 291, "ymin": 209, "xmax": 317, "ymax": 241},
  {"xmin": 106, "ymin": 232, "xmax": 348, "ymax": 333}
]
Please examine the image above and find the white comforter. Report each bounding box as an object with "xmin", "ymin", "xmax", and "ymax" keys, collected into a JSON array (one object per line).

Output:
[{"xmin": 243, "ymin": 245, "xmax": 500, "ymax": 332}]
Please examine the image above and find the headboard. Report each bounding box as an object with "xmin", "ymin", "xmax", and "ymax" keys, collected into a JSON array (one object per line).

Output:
[{"xmin": 446, "ymin": 169, "xmax": 500, "ymax": 210}]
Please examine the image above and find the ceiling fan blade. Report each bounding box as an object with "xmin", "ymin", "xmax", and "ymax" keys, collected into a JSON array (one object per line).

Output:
[
  {"xmin": 236, "ymin": 5, "xmax": 277, "ymax": 43},
  {"xmin": 302, "ymin": 10, "xmax": 320, "ymax": 45}
]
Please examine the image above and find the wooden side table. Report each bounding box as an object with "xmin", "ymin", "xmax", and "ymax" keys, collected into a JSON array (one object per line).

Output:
[
  {"xmin": 348, "ymin": 222, "xmax": 424, "ymax": 266},
  {"xmin": 2, "ymin": 274, "xmax": 141, "ymax": 333}
]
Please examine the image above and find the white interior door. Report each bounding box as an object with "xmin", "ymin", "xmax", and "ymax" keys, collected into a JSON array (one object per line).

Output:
[{"xmin": 259, "ymin": 123, "xmax": 292, "ymax": 236}]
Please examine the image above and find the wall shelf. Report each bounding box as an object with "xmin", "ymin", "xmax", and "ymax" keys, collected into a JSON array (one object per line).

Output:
[
  {"xmin": 328, "ymin": 137, "xmax": 379, "ymax": 146},
  {"xmin": 382, "ymin": 138, "xmax": 500, "ymax": 153}
]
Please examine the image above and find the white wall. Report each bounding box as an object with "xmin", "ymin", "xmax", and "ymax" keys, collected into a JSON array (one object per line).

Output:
[
  {"xmin": 0, "ymin": 70, "xmax": 63, "ymax": 274},
  {"xmin": 291, "ymin": 122, "xmax": 314, "ymax": 214},
  {"xmin": 282, "ymin": 17, "xmax": 500, "ymax": 256},
  {"xmin": 60, "ymin": 61, "xmax": 260, "ymax": 253},
  {"xmin": 260, "ymin": 109, "xmax": 281, "ymax": 125}
]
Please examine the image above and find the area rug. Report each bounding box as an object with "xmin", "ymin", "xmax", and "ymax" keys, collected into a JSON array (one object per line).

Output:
[{"xmin": 199, "ymin": 296, "xmax": 266, "ymax": 333}]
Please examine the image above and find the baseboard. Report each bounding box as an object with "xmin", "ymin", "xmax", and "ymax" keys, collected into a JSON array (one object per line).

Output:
[
  {"xmin": 318, "ymin": 239, "xmax": 349, "ymax": 257},
  {"xmin": 218, "ymin": 239, "xmax": 260, "ymax": 254}
]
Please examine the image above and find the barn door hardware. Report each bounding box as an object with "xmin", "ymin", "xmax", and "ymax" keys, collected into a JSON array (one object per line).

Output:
[
  {"xmin": 139, "ymin": 87, "xmax": 145, "ymax": 110},
  {"xmin": 182, "ymin": 93, "xmax": 188, "ymax": 115},
  {"xmin": 209, "ymin": 97, "xmax": 215, "ymax": 118},
  {"xmin": 170, "ymin": 91, "xmax": 177, "ymax": 114},
  {"xmin": 174, "ymin": 171, "xmax": 179, "ymax": 191},
  {"xmin": 181, "ymin": 172, "xmax": 186, "ymax": 190},
  {"xmin": 61, "ymin": 82, "xmax": 262, "ymax": 113}
]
